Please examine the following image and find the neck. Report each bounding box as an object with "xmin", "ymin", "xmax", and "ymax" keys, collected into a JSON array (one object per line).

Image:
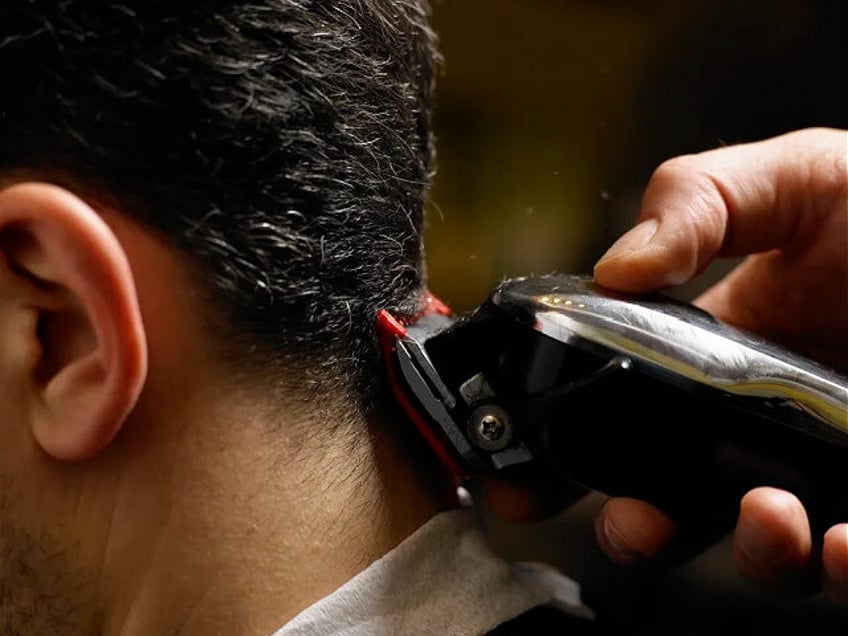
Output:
[{"xmin": 101, "ymin": 386, "xmax": 457, "ymax": 636}]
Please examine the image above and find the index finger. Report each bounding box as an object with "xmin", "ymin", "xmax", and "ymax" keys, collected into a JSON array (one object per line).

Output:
[{"xmin": 594, "ymin": 127, "xmax": 848, "ymax": 292}]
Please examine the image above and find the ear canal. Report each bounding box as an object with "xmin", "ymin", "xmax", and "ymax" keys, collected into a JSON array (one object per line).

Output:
[{"xmin": 0, "ymin": 182, "xmax": 148, "ymax": 461}]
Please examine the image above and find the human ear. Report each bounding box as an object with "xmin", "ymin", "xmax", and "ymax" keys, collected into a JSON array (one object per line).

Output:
[{"xmin": 0, "ymin": 182, "xmax": 147, "ymax": 460}]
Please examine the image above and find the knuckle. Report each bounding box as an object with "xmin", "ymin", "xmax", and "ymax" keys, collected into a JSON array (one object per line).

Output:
[
  {"xmin": 650, "ymin": 155, "xmax": 701, "ymax": 187},
  {"xmin": 648, "ymin": 156, "xmax": 727, "ymax": 261},
  {"xmin": 782, "ymin": 129, "xmax": 847, "ymax": 207},
  {"xmin": 810, "ymin": 145, "xmax": 847, "ymax": 210}
]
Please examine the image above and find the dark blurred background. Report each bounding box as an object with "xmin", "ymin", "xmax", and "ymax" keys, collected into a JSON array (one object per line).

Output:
[
  {"xmin": 426, "ymin": 0, "xmax": 847, "ymax": 307},
  {"xmin": 424, "ymin": 0, "xmax": 848, "ymax": 632}
]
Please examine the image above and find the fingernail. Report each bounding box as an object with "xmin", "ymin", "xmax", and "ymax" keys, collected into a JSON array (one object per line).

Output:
[
  {"xmin": 823, "ymin": 527, "xmax": 848, "ymax": 585},
  {"xmin": 824, "ymin": 560, "xmax": 848, "ymax": 588},
  {"xmin": 735, "ymin": 516, "xmax": 780, "ymax": 565},
  {"xmin": 596, "ymin": 514, "xmax": 641, "ymax": 566},
  {"xmin": 823, "ymin": 528, "xmax": 848, "ymax": 604},
  {"xmin": 596, "ymin": 218, "xmax": 659, "ymax": 265}
]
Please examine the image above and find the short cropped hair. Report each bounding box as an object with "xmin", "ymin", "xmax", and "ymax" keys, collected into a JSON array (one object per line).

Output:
[{"xmin": 0, "ymin": 0, "xmax": 439, "ymax": 404}]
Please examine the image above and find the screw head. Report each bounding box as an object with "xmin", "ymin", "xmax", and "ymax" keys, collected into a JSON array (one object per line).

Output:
[
  {"xmin": 468, "ymin": 405, "xmax": 513, "ymax": 452},
  {"xmin": 478, "ymin": 413, "xmax": 505, "ymax": 441}
]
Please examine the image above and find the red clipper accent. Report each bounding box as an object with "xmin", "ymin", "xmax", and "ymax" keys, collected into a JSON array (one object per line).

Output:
[{"xmin": 376, "ymin": 292, "xmax": 467, "ymax": 480}]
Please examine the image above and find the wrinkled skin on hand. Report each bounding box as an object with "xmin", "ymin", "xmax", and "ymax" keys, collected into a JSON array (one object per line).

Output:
[{"xmin": 488, "ymin": 128, "xmax": 848, "ymax": 604}]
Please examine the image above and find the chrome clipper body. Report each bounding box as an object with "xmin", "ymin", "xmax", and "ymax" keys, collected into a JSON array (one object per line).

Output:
[{"xmin": 377, "ymin": 274, "xmax": 848, "ymax": 535}]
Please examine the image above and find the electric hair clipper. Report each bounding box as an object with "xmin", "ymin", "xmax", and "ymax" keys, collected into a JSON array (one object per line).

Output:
[{"xmin": 377, "ymin": 274, "xmax": 848, "ymax": 537}]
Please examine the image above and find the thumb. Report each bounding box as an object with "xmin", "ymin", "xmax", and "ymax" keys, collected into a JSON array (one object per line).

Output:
[
  {"xmin": 592, "ymin": 154, "xmax": 729, "ymax": 293},
  {"xmin": 593, "ymin": 128, "xmax": 847, "ymax": 293},
  {"xmin": 592, "ymin": 216, "xmax": 698, "ymax": 292}
]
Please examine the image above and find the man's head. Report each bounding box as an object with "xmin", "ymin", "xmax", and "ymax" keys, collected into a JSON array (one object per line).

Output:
[
  {"xmin": 1, "ymin": 0, "xmax": 438, "ymax": 398},
  {"xmin": 0, "ymin": 2, "xmax": 445, "ymax": 632}
]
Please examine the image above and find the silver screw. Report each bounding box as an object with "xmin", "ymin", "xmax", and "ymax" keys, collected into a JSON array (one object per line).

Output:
[
  {"xmin": 468, "ymin": 405, "xmax": 513, "ymax": 452},
  {"xmin": 478, "ymin": 413, "xmax": 505, "ymax": 441}
]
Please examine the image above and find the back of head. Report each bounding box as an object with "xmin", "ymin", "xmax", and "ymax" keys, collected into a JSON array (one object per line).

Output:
[{"xmin": 0, "ymin": 0, "xmax": 440, "ymax": 411}]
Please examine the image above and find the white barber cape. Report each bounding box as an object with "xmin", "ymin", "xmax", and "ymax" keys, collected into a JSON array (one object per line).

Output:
[{"xmin": 273, "ymin": 507, "xmax": 593, "ymax": 636}]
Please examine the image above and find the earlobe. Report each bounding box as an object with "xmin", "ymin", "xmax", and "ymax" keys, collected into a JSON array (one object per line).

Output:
[{"xmin": 0, "ymin": 182, "xmax": 148, "ymax": 461}]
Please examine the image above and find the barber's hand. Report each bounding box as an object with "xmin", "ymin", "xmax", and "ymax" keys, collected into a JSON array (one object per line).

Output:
[{"xmin": 592, "ymin": 127, "xmax": 848, "ymax": 604}]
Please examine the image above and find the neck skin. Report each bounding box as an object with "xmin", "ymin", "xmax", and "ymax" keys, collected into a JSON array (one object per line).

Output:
[
  {"xmin": 95, "ymin": 382, "xmax": 453, "ymax": 636},
  {"xmin": 50, "ymin": 212, "xmax": 456, "ymax": 636}
]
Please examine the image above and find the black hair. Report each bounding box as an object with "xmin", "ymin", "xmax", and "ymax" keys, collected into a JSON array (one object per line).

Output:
[{"xmin": 0, "ymin": 0, "xmax": 440, "ymax": 403}]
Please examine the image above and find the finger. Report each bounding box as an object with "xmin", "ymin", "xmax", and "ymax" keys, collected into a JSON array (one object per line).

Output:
[
  {"xmin": 732, "ymin": 487, "xmax": 818, "ymax": 597},
  {"xmin": 689, "ymin": 253, "xmax": 848, "ymax": 369},
  {"xmin": 594, "ymin": 127, "xmax": 847, "ymax": 292},
  {"xmin": 690, "ymin": 211, "xmax": 848, "ymax": 368},
  {"xmin": 594, "ymin": 497, "xmax": 676, "ymax": 566},
  {"xmin": 822, "ymin": 524, "xmax": 848, "ymax": 604}
]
